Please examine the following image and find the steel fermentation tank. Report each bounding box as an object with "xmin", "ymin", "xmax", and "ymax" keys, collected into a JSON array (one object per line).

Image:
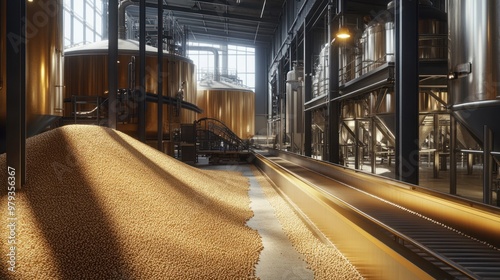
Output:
[
  {"xmin": 196, "ymin": 81, "xmax": 255, "ymax": 140},
  {"xmin": 448, "ymin": 0, "xmax": 500, "ymax": 149},
  {"xmin": 64, "ymin": 39, "xmax": 197, "ymax": 140}
]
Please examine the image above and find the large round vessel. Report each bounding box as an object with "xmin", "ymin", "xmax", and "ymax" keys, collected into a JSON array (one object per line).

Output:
[
  {"xmin": 64, "ymin": 39, "xmax": 197, "ymax": 139},
  {"xmin": 196, "ymin": 81, "xmax": 255, "ymax": 140},
  {"xmin": 1, "ymin": 0, "xmax": 64, "ymax": 152},
  {"xmin": 448, "ymin": 0, "xmax": 500, "ymax": 149},
  {"xmin": 285, "ymin": 63, "xmax": 305, "ymax": 153},
  {"xmin": 448, "ymin": 1, "xmax": 500, "ymax": 105}
]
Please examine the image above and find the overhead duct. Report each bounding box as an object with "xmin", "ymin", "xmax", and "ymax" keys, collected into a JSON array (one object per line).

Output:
[{"xmin": 119, "ymin": 0, "xmax": 136, "ymax": 40}]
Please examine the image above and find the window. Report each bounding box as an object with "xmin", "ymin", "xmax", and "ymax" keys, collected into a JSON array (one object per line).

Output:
[
  {"xmin": 187, "ymin": 42, "xmax": 255, "ymax": 92},
  {"xmin": 64, "ymin": 0, "xmax": 103, "ymax": 47}
]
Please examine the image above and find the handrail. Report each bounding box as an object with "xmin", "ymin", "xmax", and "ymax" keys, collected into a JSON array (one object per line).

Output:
[{"xmin": 195, "ymin": 117, "xmax": 248, "ymax": 151}]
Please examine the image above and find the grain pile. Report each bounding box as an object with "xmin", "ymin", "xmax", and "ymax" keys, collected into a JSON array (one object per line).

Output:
[
  {"xmin": 250, "ymin": 166, "xmax": 364, "ymax": 280},
  {"xmin": 0, "ymin": 125, "xmax": 262, "ymax": 279}
]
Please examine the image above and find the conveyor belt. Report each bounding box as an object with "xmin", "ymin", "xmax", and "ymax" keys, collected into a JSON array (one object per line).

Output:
[{"xmin": 256, "ymin": 153, "xmax": 500, "ymax": 279}]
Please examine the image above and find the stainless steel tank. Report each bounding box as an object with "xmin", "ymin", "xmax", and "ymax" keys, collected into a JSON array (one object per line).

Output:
[
  {"xmin": 0, "ymin": 0, "xmax": 64, "ymax": 142},
  {"xmin": 64, "ymin": 39, "xmax": 197, "ymax": 139},
  {"xmin": 196, "ymin": 81, "xmax": 255, "ymax": 139},
  {"xmin": 449, "ymin": 1, "xmax": 500, "ymax": 104},
  {"xmin": 286, "ymin": 63, "xmax": 305, "ymax": 153},
  {"xmin": 449, "ymin": 0, "xmax": 500, "ymax": 150},
  {"xmin": 418, "ymin": 4, "xmax": 447, "ymax": 60},
  {"xmin": 317, "ymin": 44, "xmax": 329, "ymax": 97},
  {"xmin": 361, "ymin": 22, "xmax": 387, "ymax": 73},
  {"xmin": 358, "ymin": 1, "xmax": 446, "ymax": 75}
]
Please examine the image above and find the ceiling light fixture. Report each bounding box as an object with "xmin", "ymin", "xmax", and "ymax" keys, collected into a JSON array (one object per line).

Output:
[{"xmin": 336, "ymin": 26, "xmax": 351, "ymax": 39}]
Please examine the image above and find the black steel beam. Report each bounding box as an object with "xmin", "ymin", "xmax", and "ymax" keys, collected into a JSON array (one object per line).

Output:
[
  {"xmin": 138, "ymin": 0, "xmax": 146, "ymax": 142},
  {"xmin": 304, "ymin": 22, "xmax": 312, "ymax": 157},
  {"xmin": 6, "ymin": 0, "xmax": 26, "ymax": 187},
  {"xmin": 395, "ymin": 0, "xmax": 419, "ymax": 184},
  {"xmin": 328, "ymin": 3, "xmax": 340, "ymax": 163},
  {"xmin": 157, "ymin": 0, "xmax": 163, "ymax": 151},
  {"xmin": 128, "ymin": 0, "xmax": 277, "ymax": 24},
  {"xmin": 108, "ymin": 0, "xmax": 119, "ymax": 129}
]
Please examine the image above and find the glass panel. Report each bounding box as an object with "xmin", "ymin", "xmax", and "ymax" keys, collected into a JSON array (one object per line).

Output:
[
  {"xmin": 86, "ymin": 3, "xmax": 94, "ymax": 29},
  {"xmin": 64, "ymin": 10, "xmax": 72, "ymax": 46},
  {"xmin": 74, "ymin": 0, "xmax": 84, "ymax": 19},
  {"xmin": 86, "ymin": 26, "xmax": 93, "ymax": 43},
  {"xmin": 73, "ymin": 19, "xmax": 84, "ymax": 44}
]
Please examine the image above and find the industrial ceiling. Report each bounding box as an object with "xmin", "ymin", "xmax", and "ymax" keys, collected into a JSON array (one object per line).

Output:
[{"xmin": 123, "ymin": 0, "xmax": 286, "ymax": 46}]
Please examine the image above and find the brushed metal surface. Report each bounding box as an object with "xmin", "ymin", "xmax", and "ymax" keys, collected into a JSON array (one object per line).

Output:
[{"xmin": 449, "ymin": 0, "xmax": 500, "ymax": 104}]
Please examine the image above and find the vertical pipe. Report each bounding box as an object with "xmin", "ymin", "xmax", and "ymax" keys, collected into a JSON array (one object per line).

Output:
[
  {"xmin": 304, "ymin": 22, "xmax": 312, "ymax": 157},
  {"xmin": 108, "ymin": 0, "xmax": 118, "ymax": 129},
  {"xmin": 395, "ymin": 0, "xmax": 419, "ymax": 184},
  {"xmin": 157, "ymin": 0, "xmax": 163, "ymax": 151},
  {"xmin": 6, "ymin": 0, "xmax": 26, "ymax": 187},
  {"xmin": 138, "ymin": 0, "xmax": 146, "ymax": 142},
  {"xmin": 483, "ymin": 125, "xmax": 492, "ymax": 204},
  {"xmin": 450, "ymin": 115, "xmax": 457, "ymax": 194}
]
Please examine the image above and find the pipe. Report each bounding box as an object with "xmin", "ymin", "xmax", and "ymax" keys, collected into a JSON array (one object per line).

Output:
[
  {"xmin": 187, "ymin": 46, "xmax": 220, "ymax": 82},
  {"xmin": 128, "ymin": 56, "xmax": 136, "ymax": 91},
  {"xmin": 119, "ymin": 0, "xmax": 135, "ymax": 39}
]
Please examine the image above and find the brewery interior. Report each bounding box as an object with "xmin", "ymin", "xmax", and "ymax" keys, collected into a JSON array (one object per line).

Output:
[{"xmin": 2, "ymin": 0, "xmax": 500, "ymax": 279}]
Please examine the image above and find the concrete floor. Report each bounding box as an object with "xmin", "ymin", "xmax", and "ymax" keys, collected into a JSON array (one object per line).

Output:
[{"xmin": 197, "ymin": 160, "xmax": 314, "ymax": 280}]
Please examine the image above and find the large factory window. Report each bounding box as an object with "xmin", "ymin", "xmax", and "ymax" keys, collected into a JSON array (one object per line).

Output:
[
  {"xmin": 187, "ymin": 42, "xmax": 255, "ymax": 91},
  {"xmin": 228, "ymin": 45, "xmax": 255, "ymax": 89},
  {"xmin": 63, "ymin": 0, "xmax": 103, "ymax": 47}
]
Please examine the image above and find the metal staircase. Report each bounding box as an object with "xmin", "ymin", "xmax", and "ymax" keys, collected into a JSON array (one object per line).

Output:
[{"xmin": 195, "ymin": 117, "xmax": 249, "ymax": 152}]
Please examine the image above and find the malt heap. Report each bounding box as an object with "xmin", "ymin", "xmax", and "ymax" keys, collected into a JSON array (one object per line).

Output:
[{"xmin": 0, "ymin": 125, "xmax": 261, "ymax": 279}]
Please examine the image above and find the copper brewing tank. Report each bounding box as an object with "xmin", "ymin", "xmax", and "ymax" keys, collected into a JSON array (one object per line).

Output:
[
  {"xmin": 196, "ymin": 81, "xmax": 255, "ymax": 139},
  {"xmin": 0, "ymin": 0, "xmax": 64, "ymax": 140},
  {"xmin": 64, "ymin": 39, "xmax": 197, "ymax": 139}
]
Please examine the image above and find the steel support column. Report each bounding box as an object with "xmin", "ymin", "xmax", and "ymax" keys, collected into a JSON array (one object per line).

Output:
[
  {"xmin": 328, "ymin": 1, "xmax": 340, "ymax": 163},
  {"xmin": 157, "ymin": 0, "xmax": 163, "ymax": 151},
  {"xmin": 395, "ymin": 0, "xmax": 419, "ymax": 184},
  {"xmin": 449, "ymin": 115, "xmax": 457, "ymax": 194},
  {"xmin": 483, "ymin": 126, "xmax": 493, "ymax": 204},
  {"xmin": 6, "ymin": 0, "xmax": 26, "ymax": 187},
  {"xmin": 304, "ymin": 22, "xmax": 313, "ymax": 157},
  {"xmin": 138, "ymin": 0, "xmax": 146, "ymax": 142},
  {"xmin": 276, "ymin": 59, "xmax": 286, "ymax": 150},
  {"xmin": 433, "ymin": 113, "xmax": 440, "ymax": 178},
  {"xmin": 108, "ymin": 0, "xmax": 119, "ymax": 129}
]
